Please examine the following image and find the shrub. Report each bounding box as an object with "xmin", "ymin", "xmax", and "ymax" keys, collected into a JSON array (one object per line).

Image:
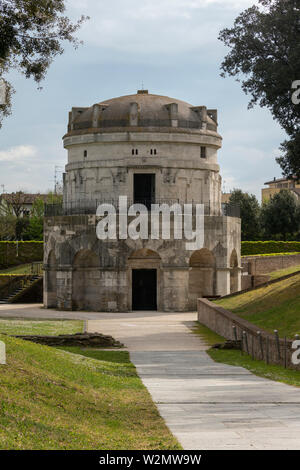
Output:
[
  {"xmin": 242, "ymin": 241, "xmax": 300, "ymax": 256},
  {"xmin": 0, "ymin": 241, "xmax": 43, "ymax": 269}
]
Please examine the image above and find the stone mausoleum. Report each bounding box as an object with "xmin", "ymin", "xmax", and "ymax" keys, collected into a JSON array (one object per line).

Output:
[{"xmin": 44, "ymin": 90, "xmax": 241, "ymax": 312}]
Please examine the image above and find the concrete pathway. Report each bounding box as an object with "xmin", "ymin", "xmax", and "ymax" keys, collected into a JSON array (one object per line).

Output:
[{"xmin": 1, "ymin": 305, "xmax": 300, "ymax": 449}]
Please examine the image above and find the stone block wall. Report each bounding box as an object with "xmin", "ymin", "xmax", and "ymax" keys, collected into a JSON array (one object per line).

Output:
[{"xmin": 243, "ymin": 254, "xmax": 300, "ymax": 275}]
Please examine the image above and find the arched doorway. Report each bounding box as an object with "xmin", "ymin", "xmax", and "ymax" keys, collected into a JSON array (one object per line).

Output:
[
  {"xmin": 127, "ymin": 249, "xmax": 161, "ymax": 311},
  {"xmin": 189, "ymin": 248, "xmax": 216, "ymax": 309},
  {"xmin": 46, "ymin": 250, "xmax": 57, "ymax": 308},
  {"xmin": 72, "ymin": 249, "xmax": 100, "ymax": 310},
  {"xmin": 230, "ymin": 249, "xmax": 239, "ymax": 293}
]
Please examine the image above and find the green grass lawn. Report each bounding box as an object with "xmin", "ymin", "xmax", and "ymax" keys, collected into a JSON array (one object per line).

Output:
[
  {"xmin": 214, "ymin": 273, "xmax": 300, "ymax": 338},
  {"xmin": 268, "ymin": 265, "xmax": 300, "ymax": 280},
  {"xmin": 0, "ymin": 318, "xmax": 84, "ymax": 336},
  {"xmin": 0, "ymin": 264, "xmax": 33, "ymax": 274},
  {"xmin": 191, "ymin": 322, "xmax": 224, "ymax": 346},
  {"xmin": 194, "ymin": 322, "xmax": 300, "ymax": 388},
  {"xmin": 209, "ymin": 349, "xmax": 300, "ymax": 388},
  {"xmin": 0, "ymin": 335, "xmax": 180, "ymax": 450}
]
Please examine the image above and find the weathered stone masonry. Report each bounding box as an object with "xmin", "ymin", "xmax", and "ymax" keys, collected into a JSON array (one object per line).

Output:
[{"xmin": 44, "ymin": 91, "xmax": 241, "ymax": 312}]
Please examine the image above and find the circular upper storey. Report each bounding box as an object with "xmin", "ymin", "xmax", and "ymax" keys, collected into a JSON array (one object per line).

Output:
[{"xmin": 65, "ymin": 90, "xmax": 219, "ymax": 136}]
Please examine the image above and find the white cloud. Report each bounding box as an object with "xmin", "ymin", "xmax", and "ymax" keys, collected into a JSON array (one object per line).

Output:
[
  {"xmin": 0, "ymin": 145, "xmax": 38, "ymax": 162},
  {"xmin": 68, "ymin": 0, "xmax": 258, "ymax": 56}
]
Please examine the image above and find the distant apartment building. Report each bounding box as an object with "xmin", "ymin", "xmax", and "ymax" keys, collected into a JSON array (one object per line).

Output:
[{"xmin": 262, "ymin": 177, "xmax": 300, "ymax": 203}]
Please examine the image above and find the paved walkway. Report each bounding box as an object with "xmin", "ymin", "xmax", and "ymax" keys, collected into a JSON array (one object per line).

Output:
[{"xmin": 1, "ymin": 305, "xmax": 300, "ymax": 449}]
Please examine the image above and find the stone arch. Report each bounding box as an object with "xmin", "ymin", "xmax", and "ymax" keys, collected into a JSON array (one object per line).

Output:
[
  {"xmin": 45, "ymin": 250, "xmax": 57, "ymax": 308},
  {"xmin": 128, "ymin": 248, "xmax": 161, "ymax": 262},
  {"xmin": 72, "ymin": 249, "xmax": 100, "ymax": 311},
  {"xmin": 189, "ymin": 248, "xmax": 216, "ymax": 310},
  {"xmin": 127, "ymin": 248, "xmax": 162, "ymax": 311},
  {"xmin": 230, "ymin": 249, "xmax": 239, "ymax": 293}
]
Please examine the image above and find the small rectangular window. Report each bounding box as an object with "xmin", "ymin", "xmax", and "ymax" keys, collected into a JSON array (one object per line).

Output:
[
  {"xmin": 154, "ymin": 149, "xmax": 157, "ymax": 155},
  {"xmin": 201, "ymin": 146, "xmax": 206, "ymax": 159},
  {"xmin": 132, "ymin": 149, "xmax": 135, "ymax": 155},
  {"xmin": 136, "ymin": 149, "xmax": 138, "ymax": 155},
  {"xmin": 84, "ymin": 150, "xmax": 87, "ymax": 158}
]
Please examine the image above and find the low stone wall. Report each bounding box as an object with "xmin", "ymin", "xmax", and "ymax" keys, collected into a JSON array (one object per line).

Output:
[
  {"xmin": 198, "ymin": 298, "xmax": 300, "ymax": 370},
  {"xmin": 243, "ymin": 254, "xmax": 300, "ymax": 275},
  {"xmin": 241, "ymin": 274, "xmax": 270, "ymax": 290}
]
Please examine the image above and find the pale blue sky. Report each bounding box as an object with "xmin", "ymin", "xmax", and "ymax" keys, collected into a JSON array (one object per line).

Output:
[{"xmin": 0, "ymin": 0, "xmax": 285, "ymax": 200}]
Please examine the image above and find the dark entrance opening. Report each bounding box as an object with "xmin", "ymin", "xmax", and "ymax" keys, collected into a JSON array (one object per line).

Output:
[
  {"xmin": 134, "ymin": 174, "xmax": 155, "ymax": 209},
  {"xmin": 132, "ymin": 269, "xmax": 157, "ymax": 311}
]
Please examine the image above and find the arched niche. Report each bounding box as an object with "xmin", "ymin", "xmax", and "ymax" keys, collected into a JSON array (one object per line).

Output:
[
  {"xmin": 46, "ymin": 250, "xmax": 57, "ymax": 308},
  {"xmin": 230, "ymin": 249, "xmax": 239, "ymax": 293},
  {"xmin": 72, "ymin": 249, "xmax": 100, "ymax": 310},
  {"xmin": 189, "ymin": 248, "xmax": 216, "ymax": 309}
]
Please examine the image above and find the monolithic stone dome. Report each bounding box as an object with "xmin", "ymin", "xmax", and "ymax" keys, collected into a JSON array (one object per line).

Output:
[{"xmin": 68, "ymin": 90, "xmax": 218, "ymax": 134}]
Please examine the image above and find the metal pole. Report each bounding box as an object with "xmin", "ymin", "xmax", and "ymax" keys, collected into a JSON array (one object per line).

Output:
[
  {"xmin": 274, "ymin": 330, "xmax": 281, "ymax": 360},
  {"xmin": 245, "ymin": 332, "xmax": 249, "ymax": 355},
  {"xmin": 232, "ymin": 325, "xmax": 237, "ymax": 341},
  {"xmin": 243, "ymin": 331, "xmax": 249, "ymax": 355},
  {"xmin": 258, "ymin": 331, "xmax": 263, "ymax": 360},
  {"xmin": 266, "ymin": 336, "xmax": 269, "ymax": 364},
  {"xmin": 241, "ymin": 331, "xmax": 244, "ymax": 355},
  {"xmin": 284, "ymin": 336, "xmax": 287, "ymax": 369}
]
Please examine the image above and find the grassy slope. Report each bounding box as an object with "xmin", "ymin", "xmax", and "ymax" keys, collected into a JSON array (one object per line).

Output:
[
  {"xmin": 215, "ymin": 273, "xmax": 300, "ymax": 338},
  {"xmin": 242, "ymin": 252, "xmax": 300, "ymax": 258},
  {"xmin": 268, "ymin": 265, "xmax": 300, "ymax": 280},
  {"xmin": 0, "ymin": 264, "xmax": 33, "ymax": 274},
  {"xmin": 0, "ymin": 319, "xmax": 84, "ymax": 336},
  {"xmin": 0, "ymin": 335, "xmax": 180, "ymax": 450},
  {"xmin": 209, "ymin": 348, "xmax": 300, "ymax": 388}
]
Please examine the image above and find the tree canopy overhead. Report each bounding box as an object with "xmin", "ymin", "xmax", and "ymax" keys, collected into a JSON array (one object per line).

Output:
[
  {"xmin": 219, "ymin": 0, "xmax": 300, "ymax": 177},
  {"xmin": 0, "ymin": 0, "xmax": 87, "ymax": 126}
]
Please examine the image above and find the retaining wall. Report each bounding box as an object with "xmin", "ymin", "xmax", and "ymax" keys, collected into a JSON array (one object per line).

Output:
[
  {"xmin": 242, "ymin": 254, "xmax": 300, "ymax": 275},
  {"xmin": 198, "ymin": 298, "xmax": 300, "ymax": 370}
]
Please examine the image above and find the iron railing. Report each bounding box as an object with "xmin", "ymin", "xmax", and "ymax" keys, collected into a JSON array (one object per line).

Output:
[{"xmin": 45, "ymin": 199, "xmax": 240, "ymax": 218}]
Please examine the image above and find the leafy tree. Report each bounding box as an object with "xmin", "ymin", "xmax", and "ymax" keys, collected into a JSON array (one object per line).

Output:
[
  {"xmin": 5, "ymin": 191, "xmax": 32, "ymax": 218},
  {"xmin": 0, "ymin": 0, "xmax": 87, "ymax": 126},
  {"xmin": 15, "ymin": 216, "xmax": 29, "ymax": 240},
  {"xmin": 23, "ymin": 216, "xmax": 43, "ymax": 240},
  {"xmin": 0, "ymin": 214, "xmax": 16, "ymax": 240},
  {"xmin": 219, "ymin": 0, "xmax": 300, "ymax": 177},
  {"xmin": 260, "ymin": 190, "xmax": 299, "ymax": 240},
  {"xmin": 23, "ymin": 198, "xmax": 44, "ymax": 240},
  {"xmin": 46, "ymin": 192, "xmax": 63, "ymax": 204},
  {"xmin": 228, "ymin": 189, "xmax": 261, "ymax": 240},
  {"xmin": 277, "ymin": 132, "xmax": 300, "ymax": 178}
]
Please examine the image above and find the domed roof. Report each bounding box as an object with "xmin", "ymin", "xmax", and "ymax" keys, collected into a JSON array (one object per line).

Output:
[{"xmin": 69, "ymin": 91, "xmax": 218, "ymax": 133}]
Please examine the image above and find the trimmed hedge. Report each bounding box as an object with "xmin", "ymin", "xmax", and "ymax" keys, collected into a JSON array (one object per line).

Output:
[
  {"xmin": 242, "ymin": 241, "xmax": 300, "ymax": 256},
  {"xmin": 0, "ymin": 242, "xmax": 43, "ymax": 269}
]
